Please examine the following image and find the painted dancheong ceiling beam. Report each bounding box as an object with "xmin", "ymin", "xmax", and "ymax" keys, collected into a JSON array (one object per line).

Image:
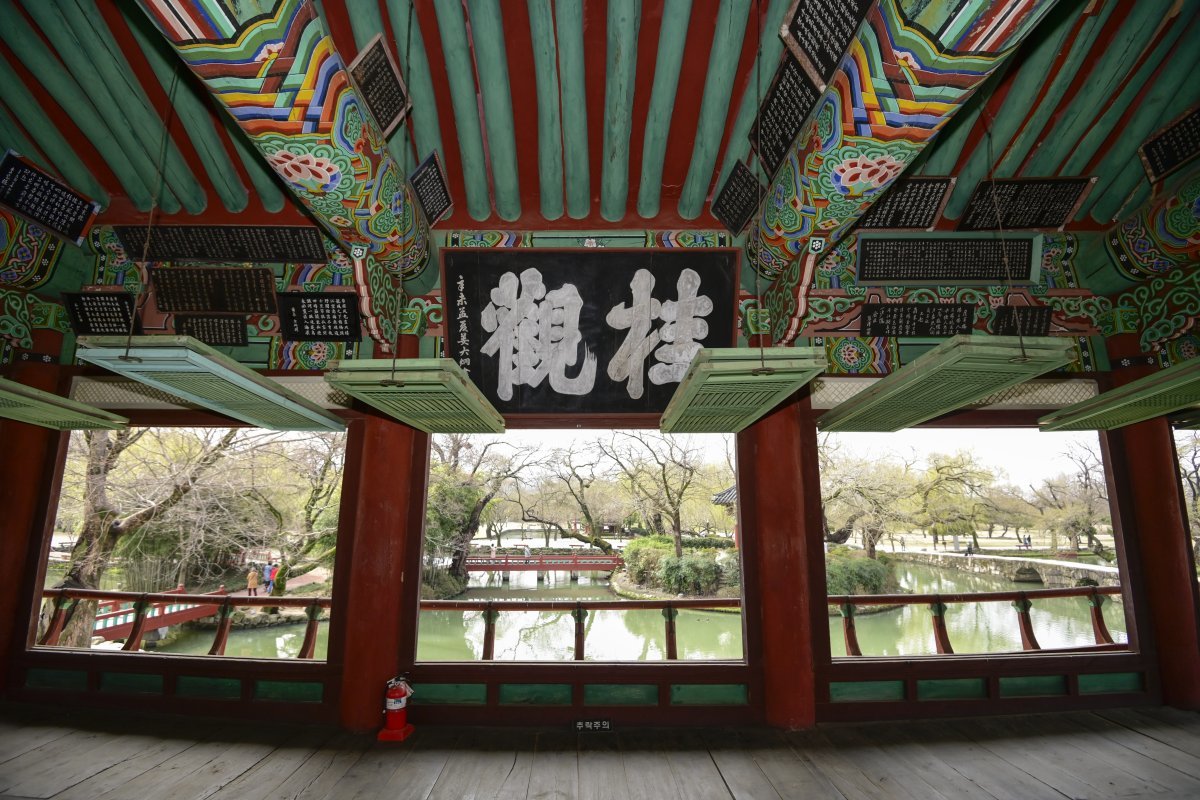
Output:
[
  {"xmin": 432, "ymin": 0, "xmax": 491, "ymax": 220},
  {"xmin": 637, "ymin": 0, "xmax": 693, "ymax": 220},
  {"xmin": 556, "ymin": 2, "xmax": 591, "ymax": 219},
  {"xmin": 756, "ymin": 0, "xmax": 1063, "ymax": 344},
  {"xmin": 601, "ymin": 0, "xmax": 642, "ymax": 222},
  {"xmin": 468, "ymin": 0, "xmax": 522, "ymax": 222},
  {"xmin": 527, "ymin": 0, "xmax": 565, "ymax": 221},
  {"xmin": 135, "ymin": 0, "xmax": 430, "ymax": 350}
]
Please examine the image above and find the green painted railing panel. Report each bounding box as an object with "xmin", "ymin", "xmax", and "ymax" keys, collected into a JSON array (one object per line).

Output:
[
  {"xmin": 557, "ymin": 2, "xmax": 590, "ymax": 218},
  {"xmin": 670, "ymin": 683, "xmax": 748, "ymax": 705},
  {"xmin": 998, "ymin": 675, "xmax": 1068, "ymax": 698},
  {"xmin": 600, "ymin": 0, "xmax": 642, "ymax": 222},
  {"xmin": 101, "ymin": 672, "xmax": 164, "ymax": 695},
  {"xmin": 177, "ymin": 676, "xmax": 242, "ymax": 700},
  {"xmin": 499, "ymin": 683, "xmax": 573, "ymax": 706},
  {"xmin": 583, "ymin": 684, "xmax": 659, "ymax": 706},
  {"xmin": 415, "ymin": 683, "xmax": 488, "ymax": 705},
  {"xmin": 636, "ymin": 0, "xmax": 692, "ymax": 219},
  {"xmin": 25, "ymin": 668, "xmax": 88, "ymax": 691},
  {"xmin": 829, "ymin": 680, "xmax": 905, "ymax": 703},
  {"xmin": 1078, "ymin": 672, "xmax": 1143, "ymax": 695},
  {"xmin": 254, "ymin": 680, "xmax": 324, "ymax": 703},
  {"xmin": 678, "ymin": 0, "xmax": 752, "ymax": 220},
  {"xmin": 917, "ymin": 678, "xmax": 987, "ymax": 701}
]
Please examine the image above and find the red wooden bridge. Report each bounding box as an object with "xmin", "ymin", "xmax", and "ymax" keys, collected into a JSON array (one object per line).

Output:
[{"xmin": 463, "ymin": 554, "xmax": 623, "ymax": 572}]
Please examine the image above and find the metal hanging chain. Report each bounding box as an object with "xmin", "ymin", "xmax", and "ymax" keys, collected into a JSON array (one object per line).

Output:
[
  {"xmin": 982, "ymin": 109, "xmax": 1029, "ymax": 363},
  {"xmin": 123, "ymin": 67, "xmax": 182, "ymax": 363}
]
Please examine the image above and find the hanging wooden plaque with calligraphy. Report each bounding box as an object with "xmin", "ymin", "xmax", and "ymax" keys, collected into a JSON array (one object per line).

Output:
[
  {"xmin": 781, "ymin": 0, "xmax": 874, "ymax": 90},
  {"xmin": 150, "ymin": 267, "xmax": 277, "ymax": 314},
  {"xmin": 1139, "ymin": 105, "xmax": 1200, "ymax": 184},
  {"xmin": 711, "ymin": 161, "xmax": 765, "ymax": 236},
  {"xmin": 749, "ymin": 51, "xmax": 821, "ymax": 179},
  {"xmin": 347, "ymin": 33, "xmax": 412, "ymax": 138},
  {"xmin": 861, "ymin": 304, "xmax": 974, "ymax": 337},
  {"xmin": 409, "ymin": 151, "xmax": 452, "ymax": 226},
  {"xmin": 0, "ymin": 151, "xmax": 100, "ymax": 245},
  {"xmin": 114, "ymin": 225, "xmax": 327, "ymax": 263},
  {"xmin": 277, "ymin": 292, "xmax": 362, "ymax": 342},
  {"xmin": 442, "ymin": 249, "xmax": 738, "ymax": 417},
  {"xmin": 64, "ymin": 291, "xmax": 138, "ymax": 336},
  {"xmin": 856, "ymin": 177, "xmax": 954, "ymax": 230},
  {"xmin": 958, "ymin": 178, "xmax": 1094, "ymax": 231},
  {"xmin": 992, "ymin": 306, "xmax": 1053, "ymax": 337},
  {"xmin": 856, "ymin": 234, "xmax": 1041, "ymax": 285},
  {"xmin": 174, "ymin": 315, "xmax": 248, "ymax": 347}
]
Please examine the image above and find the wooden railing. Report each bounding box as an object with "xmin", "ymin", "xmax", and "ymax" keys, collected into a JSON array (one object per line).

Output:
[
  {"xmin": 461, "ymin": 554, "xmax": 624, "ymax": 571},
  {"xmin": 39, "ymin": 588, "xmax": 332, "ymax": 659},
  {"xmin": 421, "ymin": 598, "xmax": 740, "ymax": 661},
  {"xmin": 827, "ymin": 586, "xmax": 1122, "ymax": 657}
]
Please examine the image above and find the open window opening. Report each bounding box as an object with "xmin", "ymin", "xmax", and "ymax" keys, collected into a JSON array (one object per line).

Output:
[
  {"xmin": 820, "ymin": 427, "xmax": 1130, "ymax": 657},
  {"xmin": 38, "ymin": 427, "xmax": 345, "ymax": 660},
  {"xmin": 1175, "ymin": 428, "xmax": 1200, "ymax": 598},
  {"xmin": 416, "ymin": 429, "xmax": 743, "ymax": 662}
]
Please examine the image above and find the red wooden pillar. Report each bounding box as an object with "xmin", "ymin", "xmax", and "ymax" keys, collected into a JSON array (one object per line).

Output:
[
  {"xmin": 737, "ymin": 392, "xmax": 827, "ymax": 728},
  {"xmin": 0, "ymin": 362, "xmax": 68, "ymax": 689},
  {"xmin": 330, "ymin": 342, "xmax": 430, "ymax": 730},
  {"xmin": 1101, "ymin": 334, "xmax": 1200, "ymax": 709}
]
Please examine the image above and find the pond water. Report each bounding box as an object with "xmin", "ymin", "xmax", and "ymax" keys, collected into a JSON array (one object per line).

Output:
[{"xmin": 154, "ymin": 562, "xmax": 1127, "ymax": 661}]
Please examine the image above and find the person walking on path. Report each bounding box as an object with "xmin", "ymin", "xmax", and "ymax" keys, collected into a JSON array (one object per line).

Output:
[
  {"xmin": 246, "ymin": 566, "xmax": 259, "ymax": 596},
  {"xmin": 265, "ymin": 562, "xmax": 277, "ymax": 594}
]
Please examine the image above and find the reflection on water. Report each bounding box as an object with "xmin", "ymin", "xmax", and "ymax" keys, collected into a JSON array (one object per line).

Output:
[{"xmin": 158, "ymin": 563, "xmax": 1129, "ymax": 662}]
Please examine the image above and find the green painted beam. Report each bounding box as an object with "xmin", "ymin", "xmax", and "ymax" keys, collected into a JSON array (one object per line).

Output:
[
  {"xmin": 51, "ymin": 0, "xmax": 210, "ymax": 214},
  {"xmin": 432, "ymin": 0, "xmax": 492, "ymax": 219},
  {"xmin": 467, "ymin": 0, "xmax": 521, "ymax": 221},
  {"xmin": 636, "ymin": 0, "xmax": 692, "ymax": 219},
  {"xmin": 1023, "ymin": 1, "xmax": 1170, "ymax": 177},
  {"xmin": 713, "ymin": 0, "xmax": 790, "ymax": 199},
  {"xmin": 343, "ymin": 0, "xmax": 414, "ymax": 172},
  {"xmin": 935, "ymin": 3, "xmax": 1075, "ymax": 212},
  {"xmin": 223, "ymin": 114, "xmax": 287, "ymax": 213},
  {"xmin": 994, "ymin": 0, "xmax": 1117, "ymax": 178},
  {"xmin": 18, "ymin": 0, "xmax": 184, "ymax": 214},
  {"xmin": 0, "ymin": 106, "xmax": 47, "ymax": 170},
  {"xmin": 557, "ymin": 1, "xmax": 590, "ymax": 218},
  {"xmin": 527, "ymin": 0, "xmax": 564, "ymax": 220},
  {"xmin": 121, "ymin": 3, "xmax": 249, "ymax": 213},
  {"xmin": 1061, "ymin": 0, "xmax": 1198, "ymax": 175},
  {"xmin": 0, "ymin": 4, "xmax": 155, "ymax": 210},
  {"xmin": 0, "ymin": 55, "xmax": 109, "ymax": 208},
  {"xmin": 385, "ymin": 0, "xmax": 445, "ymax": 167},
  {"xmin": 601, "ymin": 0, "xmax": 641, "ymax": 222},
  {"xmin": 679, "ymin": 0, "xmax": 752, "ymax": 220}
]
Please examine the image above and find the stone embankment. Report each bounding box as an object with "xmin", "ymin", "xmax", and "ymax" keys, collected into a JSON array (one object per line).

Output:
[{"xmin": 890, "ymin": 550, "xmax": 1120, "ymax": 588}]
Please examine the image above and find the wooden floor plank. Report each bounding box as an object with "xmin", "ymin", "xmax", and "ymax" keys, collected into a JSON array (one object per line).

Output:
[
  {"xmin": 526, "ymin": 729, "xmax": 579, "ymax": 800},
  {"xmin": 699, "ymin": 730, "xmax": 783, "ymax": 800},
  {"xmin": 888, "ymin": 720, "xmax": 1064, "ymax": 800},
  {"xmin": 1096, "ymin": 707, "xmax": 1200, "ymax": 760},
  {"xmin": 50, "ymin": 731, "xmax": 216, "ymax": 800},
  {"xmin": 0, "ymin": 724, "xmax": 76, "ymax": 767},
  {"xmin": 660, "ymin": 730, "xmax": 732, "ymax": 800},
  {"xmin": 730, "ymin": 728, "xmax": 847, "ymax": 800},
  {"xmin": 0, "ymin": 728, "xmax": 112, "ymax": 796},
  {"xmin": 854, "ymin": 722, "xmax": 999, "ymax": 800},
  {"xmin": 787, "ymin": 728, "xmax": 925, "ymax": 800},
  {"xmin": 374, "ymin": 727, "xmax": 462, "ymax": 800},
  {"xmin": 267, "ymin": 732, "xmax": 372, "ymax": 800},
  {"xmin": 426, "ymin": 729, "xmax": 532, "ymax": 800},
  {"xmin": 576, "ymin": 731, "xmax": 629, "ymax": 800},
  {"xmin": 205, "ymin": 728, "xmax": 338, "ymax": 800},
  {"xmin": 821, "ymin": 724, "xmax": 970, "ymax": 800},
  {"xmin": 1056, "ymin": 712, "xmax": 1200, "ymax": 791},
  {"xmin": 616, "ymin": 730, "xmax": 681, "ymax": 800}
]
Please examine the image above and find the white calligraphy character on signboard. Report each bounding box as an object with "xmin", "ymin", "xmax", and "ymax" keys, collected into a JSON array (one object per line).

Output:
[
  {"xmin": 607, "ymin": 268, "xmax": 712, "ymax": 399},
  {"xmin": 480, "ymin": 268, "xmax": 596, "ymax": 400}
]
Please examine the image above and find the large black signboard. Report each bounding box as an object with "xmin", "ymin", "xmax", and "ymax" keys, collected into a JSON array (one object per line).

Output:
[
  {"xmin": 347, "ymin": 33, "xmax": 412, "ymax": 138},
  {"xmin": 150, "ymin": 267, "xmax": 277, "ymax": 313},
  {"xmin": 443, "ymin": 249, "xmax": 737, "ymax": 416},
  {"xmin": 711, "ymin": 161, "xmax": 764, "ymax": 235},
  {"xmin": 114, "ymin": 225, "xmax": 327, "ymax": 263},
  {"xmin": 856, "ymin": 235, "xmax": 1038, "ymax": 284},
  {"xmin": 174, "ymin": 315, "xmax": 249, "ymax": 347},
  {"xmin": 992, "ymin": 306, "xmax": 1053, "ymax": 337},
  {"xmin": 1139, "ymin": 105, "xmax": 1200, "ymax": 183},
  {"xmin": 857, "ymin": 177, "xmax": 953, "ymax": 230},
  {"xmin": 409, "ymin": 151, "xmax": 452, "ymax": 225},
  {"xmin": 781, "ymin": 0, "xmax": 874, "ymax": 89},
  {"xmin": 277, "ymin": 292, "xmax": 362, "ymax": 342},
  {"xmin": 958, "ymin": 178, "xmax": 1093, "ymax": 231},
  {"xmin": 0, "ymin": 151, "xmax": 99, "ymax": 245},
  {"xmin": 64, "ymin": 292, "xmax": 137, "ymax": 336},
  {"xmin": 749, "ymin": 52, "xmax": 821, "ymax": 179},
  {"xmin": 861, "ymin": 303, "xmax": 974, "ymax": 337}
]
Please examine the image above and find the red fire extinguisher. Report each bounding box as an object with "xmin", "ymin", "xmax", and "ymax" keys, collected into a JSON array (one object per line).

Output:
[{"xmin": 378, "ymin": 676, "xmax": 414, "ymax": 742}]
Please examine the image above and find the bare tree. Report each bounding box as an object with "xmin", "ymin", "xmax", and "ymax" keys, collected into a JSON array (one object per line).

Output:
[
  {"xmin": 514, "ymin": 443, "xmax": 615, "ymax": 553},
  {"xmin": 598, "ymin": 431, "xmax": 704, "ymax": 557},
  {"xmin": 1174, "ymin": 432, "xmax": 1200, "ymax": 562}
]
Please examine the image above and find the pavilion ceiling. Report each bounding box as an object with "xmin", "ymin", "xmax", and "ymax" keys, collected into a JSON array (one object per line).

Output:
[{"xmin": 0, "ymin": 0, "xmax": 1192, "ymax": 238}]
